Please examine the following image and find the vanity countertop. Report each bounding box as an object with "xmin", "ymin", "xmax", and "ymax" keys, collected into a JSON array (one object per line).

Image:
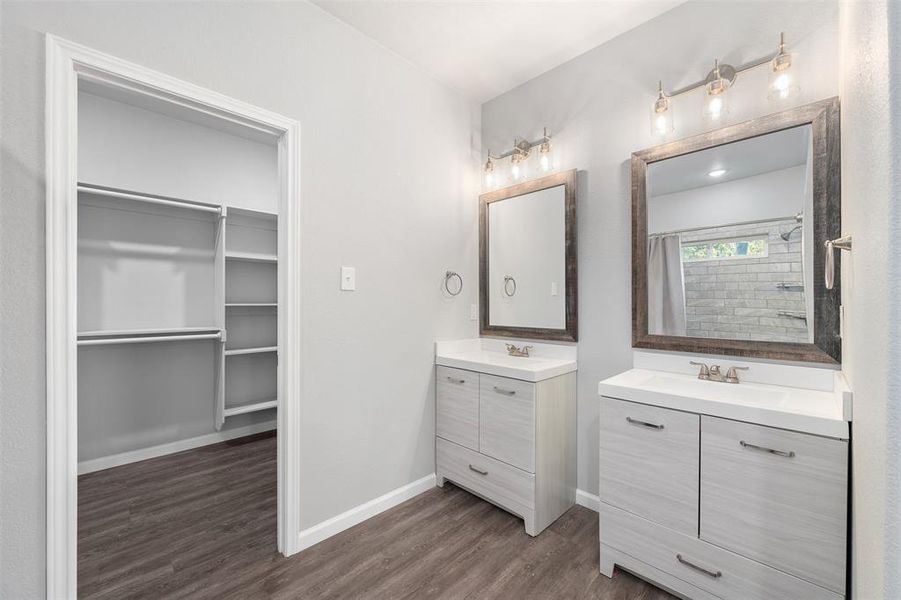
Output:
[
  {"xmin": 436, "ymin": 339, "xmax": 577, "ymax": 382},
  {"xmin": 598, "ymin": 367, "xmax": 851, "ymax": 439}
]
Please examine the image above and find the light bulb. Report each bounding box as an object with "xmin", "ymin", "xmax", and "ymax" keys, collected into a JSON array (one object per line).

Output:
[
  {"xmin": 483, "ymin": 153, "xmax": 495, "ymax": 188},
  {"xmin": 702, "ymin": 60, "xmax": 731, "ymax": 125},
  {"xmin": 768, "ymin": 33, "xmax": 799, "ymax": 102},
  {"xmin": 538, "ymin": 127, "xmax": 552, "ymax": 172},
  {"xmin": 649, "ymin": 81, "xmax": 674, "ymax": 138},
  {"xmin": 511, "ymin": 162, "xmax": 521, "ymax": 180}
]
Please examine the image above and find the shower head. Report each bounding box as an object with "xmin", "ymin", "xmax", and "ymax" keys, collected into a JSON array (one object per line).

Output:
[{"xmin": 781, "ymin": 225, "xmax": 802, "ymax": 241}]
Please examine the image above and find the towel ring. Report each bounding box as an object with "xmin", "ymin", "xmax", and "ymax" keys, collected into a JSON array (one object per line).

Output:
[
  {"xmin": 444, "ymin": 271, "xmax": 463, "ymax": 296},
  {"xmin": 503, "ymin": 275, "xmax": 517, "ymax": 297}
]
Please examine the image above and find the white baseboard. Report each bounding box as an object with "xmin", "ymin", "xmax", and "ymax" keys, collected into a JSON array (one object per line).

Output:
[
  {"xmin": 77, "ymin": 421, "xmax": 277, "ymax": 475},
  {"xmin": 576, "ymin": 488, "xmax": 600, "ymax": 512},
  {"xmin": 297, "ymin": 473, "xmax": 436, "ymax": 552}
]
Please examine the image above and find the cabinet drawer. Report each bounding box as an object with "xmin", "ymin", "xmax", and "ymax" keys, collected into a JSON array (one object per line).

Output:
[
  {"xmin": 700, "ymin": 416, "xmax": 848, "ymax": 593},
  {"xmin": 601, "ymin": 503, "xmax": 842, "ymax": 600},
  {"xmin": 437, "ymin": 437, "xmax": 535, "ymax": 516},
  {"xmin": 436, "ymin": 366, "xmax": 479, "ymax": 450},
  {"xmin": 599, "ymin": 397, "xmax": 699, "ymax": 535},
  {"xmin": 479, "ymin": 374, "xmax": 535, "ymax": 472}
]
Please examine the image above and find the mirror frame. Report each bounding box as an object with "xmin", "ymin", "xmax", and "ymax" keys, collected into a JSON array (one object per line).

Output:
[
  {"xmin": 632, "ymin": 97, "xmax": 841, "ymax": 364},
  {"xmin": 480, "ymin": 169, "xmax": 578, "ymax": 342}
]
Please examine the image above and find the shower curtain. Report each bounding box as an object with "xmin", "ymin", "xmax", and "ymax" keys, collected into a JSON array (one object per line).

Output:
[{"xmin": 647, "ymin": 234, "xmax": 687, "ymax": 336}]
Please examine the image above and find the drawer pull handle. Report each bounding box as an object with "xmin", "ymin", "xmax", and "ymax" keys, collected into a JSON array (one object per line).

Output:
[
  {"xmin": 493, "ymin": 386, "xmax": 516, "ymax": 396},
  {"xmin": 446, "ymin": 377, "xmax": 466, "ymax": 384},
  {"xmin": 739, "ymin": 440, "xmax": 795, "ymax": 458},
  {"xmin": 468, "ymin": 464, "xmax": 488, "ymax": 475},
  {"xmin": 626, "ymin": 416, "xmax": 664, "ymax": 430},
  {"xmin": 676, "ymin": 554, "xmax": 722, "ymax": 579}
]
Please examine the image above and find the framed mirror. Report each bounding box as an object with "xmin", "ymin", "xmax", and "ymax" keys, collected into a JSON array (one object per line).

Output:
[
  {"xmin": 633, "ymin": 98, "xmax": 840, "ymax": 363},
  {"xmin": 480, "ymin": 169, "xmax": 577, "ymax": 342}
]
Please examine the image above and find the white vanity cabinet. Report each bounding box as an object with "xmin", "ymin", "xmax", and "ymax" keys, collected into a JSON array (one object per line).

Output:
[
  {"xmin": 598, "ymin": 387, "xmax": 849, "ymax": 600},
  {"xmin": 435, "ymin": 353, "xmax": 577, "ymax": 536}
]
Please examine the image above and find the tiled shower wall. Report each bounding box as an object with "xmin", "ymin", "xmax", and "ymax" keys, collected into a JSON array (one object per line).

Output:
[{"xmin": 682, "ymin": 219, "xmax": 810, "ymax": 343}]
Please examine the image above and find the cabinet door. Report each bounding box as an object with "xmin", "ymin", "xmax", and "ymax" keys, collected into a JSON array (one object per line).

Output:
[
  {"xmin": 700, "ymin": 416, "xmax": 848, "ymax": 594},
  {"xmin": 436, "ymin": 366, "xmax": 479, "ymax": 450},
  {"xmin": 600, "ymin": 397, "xmax": 699, "ymax": 536},
  {"xmin": 479, "ymin": 374, "xmax": 535, "ymax": 472}
]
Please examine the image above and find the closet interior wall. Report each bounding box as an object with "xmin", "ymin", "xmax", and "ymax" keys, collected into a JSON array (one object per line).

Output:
[{"xmin": 77, "ymin": 87, "xmax": 279, "ymax": 468}]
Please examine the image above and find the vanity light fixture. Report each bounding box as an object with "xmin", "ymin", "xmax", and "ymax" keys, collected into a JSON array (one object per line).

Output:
[
  {"xmin": 484, "ymin": 153, "xmax": 495, "ymax": 187},
  {"xmin": 650, "ymin": 81, "xmax": 674, "ymax": 138},
  {"xmin": 707, "ymin": 168, "xmax": 728, "ymax": 178},
  {"xmin": 768, "ymin": 32, "xmax": 799, "ymax": 101},
  {"xmin": 702, "ymin": 59, "xmax": 732, "ymax": 124},
  {"xmin": 483, "ymin": 129, "xmax": 553, "ymax": 186},
  {"xmin": 651, "ymin": 32, "xmax": 799, "ymax": 134},
  {"xmin": 538, "ymin": 128, "xmax": 553, "ymax": 172}
]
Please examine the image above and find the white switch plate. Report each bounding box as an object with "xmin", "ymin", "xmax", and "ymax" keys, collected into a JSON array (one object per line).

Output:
[
  {"xmin": 470, "ymin": 304, "xmax": 478, "ymax": 320},
  {"xmin": 340, "ymin": 266, "xmax": 356, "ymax": 291},
  {"xmin": 550, "ymin": 282, "xmax": 558, "ymax": 296}
]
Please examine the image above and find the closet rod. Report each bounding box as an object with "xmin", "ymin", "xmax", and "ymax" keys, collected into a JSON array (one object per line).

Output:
[
  {"xmin": 77, "ymin": 184, "xmax": 222, "ymax": 215},
  {"xmin": 77, "ymin": 332, "xmax": 222, "ymax": 346}
]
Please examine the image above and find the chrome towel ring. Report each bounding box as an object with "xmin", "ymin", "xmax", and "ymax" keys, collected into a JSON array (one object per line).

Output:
[
  {"xmin": 444, "ymin": 271, "xmax": 463, "ymax": 296},
  {"xmin": 824, "ymin": 236, "xmax": 852, "ymax": 290},
  {"xmin": 503, "ymin": 275, "xmax": 517, "ymax": 297}
]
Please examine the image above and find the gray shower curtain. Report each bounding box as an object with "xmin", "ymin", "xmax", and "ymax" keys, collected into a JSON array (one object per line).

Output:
[{"xmin": 647, "ymin": 234, "xmax": 686, "ymax": 336}]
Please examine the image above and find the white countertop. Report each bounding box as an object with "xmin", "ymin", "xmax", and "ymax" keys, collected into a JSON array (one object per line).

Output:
[
  {"xmin": 436, "ymin": 338, "xmax": 577, "ymax": 382},
  {"xmin": 598, "ymin": 367, "xmax": 850, "ymax": 439}
]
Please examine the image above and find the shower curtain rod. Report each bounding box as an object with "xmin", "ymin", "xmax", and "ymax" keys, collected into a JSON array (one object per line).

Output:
[{"xmin": 650, "ymin": 213, "xmax": 802, "ymax": 238}]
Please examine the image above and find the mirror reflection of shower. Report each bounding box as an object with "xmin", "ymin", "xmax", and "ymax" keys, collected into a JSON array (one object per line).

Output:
[{"xmin": 780, "ymin": 212, "xmax": 804, "ymax": 241}]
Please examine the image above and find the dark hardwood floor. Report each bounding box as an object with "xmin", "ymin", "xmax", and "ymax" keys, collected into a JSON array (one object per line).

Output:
[{"xmin": 79, "ymin": 433, "xmax": 674, "ymax": 599}]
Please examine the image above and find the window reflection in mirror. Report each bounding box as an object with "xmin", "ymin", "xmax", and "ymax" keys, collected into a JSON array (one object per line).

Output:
[
  {"xmin": 488, "ymin": 184, "xmax": 566, "ymax": 329},
  {"xmin": 645, "ymin": 124, "xmax": 814, "ymax": 344}
]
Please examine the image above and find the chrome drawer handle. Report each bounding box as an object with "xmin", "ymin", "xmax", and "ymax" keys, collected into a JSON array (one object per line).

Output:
[
  {"xmin": 493, "ymin": 386, "xmax": 516, "ymax": 396},
  {"xmin": 626, "ymin": 416, "xmax": 664, "ymax": 430},
  {"xmin": 739, "ymin": 440, "xmax": 795, "ymax": 458},
  {"xmin": 676, "ymin": 554, "xmax": 722, "ymax": 579},
  {"xmin": 446, "ymin": 377, "xmax": 466, "ymax": 384},
  {"xmin": 468, "ymin": 464, "xmax": 488, "ymax": 475}
]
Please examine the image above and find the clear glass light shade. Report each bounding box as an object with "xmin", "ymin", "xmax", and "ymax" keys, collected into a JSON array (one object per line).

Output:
[
  {"xmin": 702, "ymin": 91, "xmax": 730, "ymax": 125},
  {"xmin": 538, "ymin": 144, "xmax": 553, "ymax": 173},
  {"xmin": 767, "ymin": 55, "xmax": 799, "ymax": 101},
  {"xmin": 650, "ymin": 106, "xmax": 674, "ymax": 138}
]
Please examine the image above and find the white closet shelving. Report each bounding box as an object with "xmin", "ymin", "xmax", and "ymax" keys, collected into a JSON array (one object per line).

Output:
[
  {"xmin": 77, "ymin": 181, "xmax": 279, "ymax": 432},
  {"xmin": 217, "ymin": 206, "xmax": 279, "ymax": 429}
]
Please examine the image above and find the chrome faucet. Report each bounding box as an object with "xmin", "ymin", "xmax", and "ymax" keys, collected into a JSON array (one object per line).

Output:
[
  {"xmin": 506, "ymin": 343, "xmax": 532, "ymax": 358},
  {"xmin": 690, "ymin": 361, "xmax": 748, "ymax": 384}
]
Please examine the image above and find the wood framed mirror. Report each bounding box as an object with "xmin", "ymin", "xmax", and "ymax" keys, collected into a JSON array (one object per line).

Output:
[
  {"xmin": 632, "ymin": 98, "xmax": 841, "ymax": 363},
  {"xmin": 480, "ymin": 169, "xmax": 578, "ymax": 342}
]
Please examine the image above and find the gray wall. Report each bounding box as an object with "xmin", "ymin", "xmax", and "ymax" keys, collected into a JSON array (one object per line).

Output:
[
  {"xmin": 482, "ymin": 1, "xmax": 839, "ymax": 501},
  {"xmin": 839, "ymin": 1, "xmax": 901, "ymax": 597},
  {"xmin": 0, "ymin": 2, "xmax": 478, "ymax": 597}
]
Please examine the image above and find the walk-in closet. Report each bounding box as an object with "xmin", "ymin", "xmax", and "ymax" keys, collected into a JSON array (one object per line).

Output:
[{"xmin": 75, "ymin": 78, "xmax": 282, "ymax": 595}]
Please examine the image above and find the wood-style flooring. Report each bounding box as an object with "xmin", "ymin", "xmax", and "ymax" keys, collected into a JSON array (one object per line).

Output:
[{"xmin": 79, "ymin": 433, "xmax": 674, "ymax": 599}]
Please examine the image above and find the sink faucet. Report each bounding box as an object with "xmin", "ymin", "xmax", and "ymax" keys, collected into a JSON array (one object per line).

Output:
[
  {"xmin": 506, "ymin": 343, "xmax": 533, "ymax": 357},
  {"xmin": 690, "ymin": 361, "xmax": 748, "ymax": 384}
]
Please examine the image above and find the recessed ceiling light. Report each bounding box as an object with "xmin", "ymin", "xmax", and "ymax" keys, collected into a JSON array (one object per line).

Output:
[{"xmin": 707, "ymin": 169, "xmax": 727, "ymax": 178}]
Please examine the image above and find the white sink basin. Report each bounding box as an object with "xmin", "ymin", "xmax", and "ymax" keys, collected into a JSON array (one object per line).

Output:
[
  {"xmin": 436, "ymin": 341, "xmax": 577, "ymax": 382},
  {"xmin": 599, "ymin": 368, "xmax": 850, "ymax": 439}
]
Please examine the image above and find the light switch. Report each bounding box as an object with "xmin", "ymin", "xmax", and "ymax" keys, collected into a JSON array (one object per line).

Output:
[
  {"xmin": 550, "ymin": 282, "xmax": 558, "ymax": 296},
  {"xmin": 340, "ymin": 266, "xmax": 356, "ymax": 291},
  {"xmin": 470, "ymin": 304, "xmax": 478, "ymax": 321}
]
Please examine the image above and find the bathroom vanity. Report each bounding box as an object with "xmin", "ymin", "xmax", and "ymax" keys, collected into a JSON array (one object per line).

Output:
[
  {"xmin": 598, "ymin": 353, "xmax": 851, "ymax": 600},
  {"xmin": 435, "ymin": 339, "xmax": 577, "ymax": 535}
]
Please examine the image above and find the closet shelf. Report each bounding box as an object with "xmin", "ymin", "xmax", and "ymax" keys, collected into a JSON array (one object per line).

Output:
[
  {"xmin": 224, "ymin": 398, "xmax": 278, "ymax": 417},
  {"xmin": 78, "ymin": 183, "xmax": 222, "ymax": 215},
  {"xmin": 78, "ymin": 326, "xmax": 221, "ymax": 338},
  {"xmin": 225, "ymin": 346, "xmax": 278, "ymax": 356},
  {"xmin": 225, "ymin": 251, "xmax": 277, "ymax": 263}
]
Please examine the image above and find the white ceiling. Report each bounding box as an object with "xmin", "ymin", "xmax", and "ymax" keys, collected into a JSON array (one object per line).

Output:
[
  {"xmin": 312, "ymin": 1, "xmax": 685, "ymax": 102},
  {"xmin": 648, "ymin": 125, "xmax": 812, "ymax": 196}
]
